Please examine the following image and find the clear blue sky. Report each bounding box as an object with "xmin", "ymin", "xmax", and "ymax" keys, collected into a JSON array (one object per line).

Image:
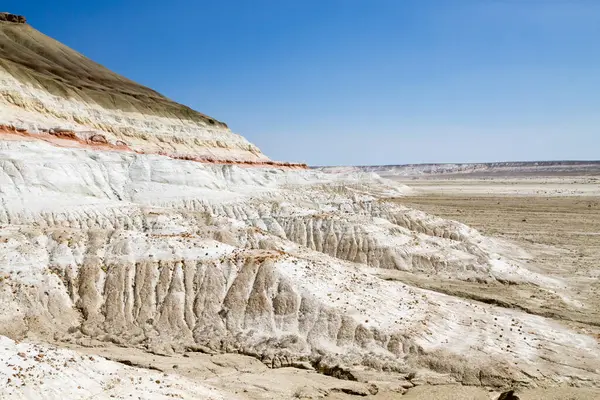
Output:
[{"xmin": 6, "ymin": 0, "xmax": 600, "ymax": 165}]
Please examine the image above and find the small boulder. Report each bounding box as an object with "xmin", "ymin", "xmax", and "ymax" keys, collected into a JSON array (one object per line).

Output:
[
  {"xmin": 89, "ymin": 134, "xmax": 108, "ymax": 144},
  {"xmin": 497, "ymin": 390, "xmax": 520, "ymax": 400},
  {"xmin": 0, "ymin": 13, "xmax": 27, "ymax": 24}
]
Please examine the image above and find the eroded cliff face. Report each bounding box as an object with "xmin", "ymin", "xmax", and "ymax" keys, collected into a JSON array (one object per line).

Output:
[
  {"xmin": 0, "ymin": 19, "xmax": 276, "ymax": 165},
  {"xmin": 0, "ymin": 140, "xmax": 599, "ymax": 390},
  {"xmin": 1, "ymin": 16, "xmax": 600, "ymax": 397}
]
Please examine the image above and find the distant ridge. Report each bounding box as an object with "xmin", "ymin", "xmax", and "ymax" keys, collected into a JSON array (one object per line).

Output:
[{"xmin": 316, "ymin": 160, "xmax": 600, "ymax": 177}]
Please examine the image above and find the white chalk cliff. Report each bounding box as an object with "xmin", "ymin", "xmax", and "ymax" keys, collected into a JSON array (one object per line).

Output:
[{"xmin": 0, "ymin": 13, "xmax": 599, "ymax": 399}]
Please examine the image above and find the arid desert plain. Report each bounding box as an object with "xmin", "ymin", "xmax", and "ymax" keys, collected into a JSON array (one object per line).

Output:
[{"xmin": 1, "ymin": 12, "xmax": 600, "ymax": 400}]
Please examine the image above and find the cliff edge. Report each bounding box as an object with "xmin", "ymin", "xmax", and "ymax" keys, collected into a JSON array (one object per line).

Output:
[
  {"xmin": 0, "ymin": 13, "xmax": 26, "ymax": 24},
  {"xmin": 0, "ymin": 15, "xmax": 295, "ymax": 165}
]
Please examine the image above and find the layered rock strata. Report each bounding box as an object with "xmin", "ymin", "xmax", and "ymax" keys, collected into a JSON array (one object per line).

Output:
[
  {"xmin": 1, "ymin": 14, "xmax": 599, "ymax": 395},
  {"xmin": 0, "ymin": 140, "xmax": 599, "ymax": 389},
  {"xmin": 0, "ymin": 18, "xmax": 304, "ymax": 166}
]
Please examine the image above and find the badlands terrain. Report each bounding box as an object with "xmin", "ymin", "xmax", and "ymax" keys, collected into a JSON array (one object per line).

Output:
[{"xmin": 1, "ymin": 13, "xmax": 600, "ymax": 399}]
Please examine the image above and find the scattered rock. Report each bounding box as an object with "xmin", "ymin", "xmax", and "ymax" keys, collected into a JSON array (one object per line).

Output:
[
  {"xmin": 331, "ymin": 387, "xmax": 370, "ymax": 396},
  {"xmin": 291, "ymin": 361, "xmax": 315, "ymax": 371},
  {"xmin": 0, "ymin": 13, "xmax": 26, "ymax": 24},
  {"xmin": 367, "ymin": 384, "xmax": 379, "ymax": 395},
  {"xmin": 497, "ymin": 390, "xmax": 520, "ymax": 400},
  {"xmin": 185, "ymin": 345, "xmax": 216, "ymax": 355},
  {"xmin": 89, "ymin": 134, "xmax": 108, "ymax": 144}
]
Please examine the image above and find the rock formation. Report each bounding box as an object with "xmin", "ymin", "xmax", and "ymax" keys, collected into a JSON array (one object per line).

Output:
[
  {"xmin": 497, "ymin": 390, "xmax": 520, "ymax": 400},
  {"xmin": 0, "ymin": 13, "xmax": 26, "ymax": 24},
  {"xmin": 1, "ymin": 13, "xmax": 600, "ymax": 399},
  {"xmin": 318, "ymin": 160, "xmax": 600, "ymax": 177},
  {"xmin": 0, "ymin": 15, "xmax": 299, "ymax": 166}
]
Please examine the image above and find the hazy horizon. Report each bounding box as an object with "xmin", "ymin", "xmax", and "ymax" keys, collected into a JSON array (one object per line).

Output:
[
  {"xmin": 5, "ymin": 0, "xmax": 600, "ymax": 166},
  {"xmin": 313, "ymin": 159, "xmax": 600, "ymax": 168}
]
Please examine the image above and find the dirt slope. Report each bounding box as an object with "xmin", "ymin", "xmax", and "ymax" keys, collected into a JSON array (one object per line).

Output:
[{"xmin": 0, "ymin": 18, "xmax": 222, "ymax": 126}]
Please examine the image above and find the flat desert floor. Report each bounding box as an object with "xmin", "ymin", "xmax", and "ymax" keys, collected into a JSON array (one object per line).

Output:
[
  {"xmin": 391, "ymin": 177, "xmax": 600, "ymax": 329},
  {"xmin": 58, "ymin": 176, "xmax": 600, "ymax": 400}
]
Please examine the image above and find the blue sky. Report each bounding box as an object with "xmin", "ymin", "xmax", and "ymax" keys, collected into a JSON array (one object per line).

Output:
[{"xmin": 6, "ymin": 0, "xmax": 600, "ymax": 165}]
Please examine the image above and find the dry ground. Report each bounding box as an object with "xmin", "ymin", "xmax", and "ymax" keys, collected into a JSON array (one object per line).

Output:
[
  {"xmin": 59, "ymin": 177, "xmax": 600, "ymax": 399},
  {"xmin": 59, "ymin": 342, "xmax": 600, "ymax": 400},
  {"xmin": 394, "ymin": 176, "xmax": 600, "ymax": 197},
  {"xmin": 390, "ymin": 178, "xmax": 600, "ymax": 329}
]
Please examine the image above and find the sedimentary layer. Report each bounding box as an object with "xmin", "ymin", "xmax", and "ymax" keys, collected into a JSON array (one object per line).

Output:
[
  {"xmin": 1, "ymin": 14, "xmax": 600, "ymax": 397},
  {"xmin": 0, "ymin": 19, "xmax": 281, "ymax": 165},
  {"xmin": 0, "ymin": 140, "xmax": 599, "ymax": 389}
]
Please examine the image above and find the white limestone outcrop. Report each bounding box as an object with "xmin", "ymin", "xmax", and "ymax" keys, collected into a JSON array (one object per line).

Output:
[
  {"xmin": 0, "ymin": 335, "xmax": 235, "ymax": 399},
  {"xmin": 0, "ymin": 141, "xmax": 598, "ymax": 389}
]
